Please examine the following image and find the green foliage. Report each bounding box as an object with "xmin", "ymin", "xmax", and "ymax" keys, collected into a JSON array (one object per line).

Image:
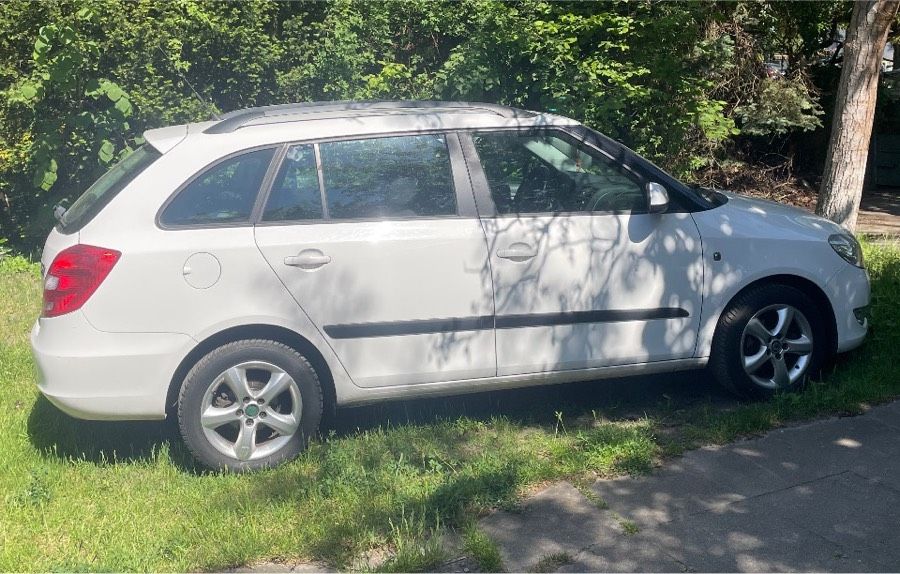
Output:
[
  {"xmin": 0, "ymin": 254, "xmax": 39, "ymax": 275},
  {"xmin": 734, "ymin": 78, "xmax": 824, "ymax": 135},
  {"xmin": 0, "ymin": 0, "xmax": 850, "ymax": 253}
]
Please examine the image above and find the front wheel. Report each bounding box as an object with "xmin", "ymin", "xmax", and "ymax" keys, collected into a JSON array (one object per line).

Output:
[
  {"xmin": 177, "ymin": 339, "xmax": 323, "ymax": 471},
  {"xmin": 710, "ymin": 284, "xmax": 828, "ymax": 399}
]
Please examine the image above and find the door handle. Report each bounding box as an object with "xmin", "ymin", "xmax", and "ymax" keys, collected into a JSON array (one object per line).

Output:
[
  {"xmin": 284, "ymin": 249, "xmax": 332, "ymax": 270},
  {"xmin": 496, "ymin": 243, "xmax": 537, "ymax": 262}
]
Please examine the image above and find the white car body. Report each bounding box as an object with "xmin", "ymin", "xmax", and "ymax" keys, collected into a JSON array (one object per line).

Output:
[{"xmin": 31, "ymin": 101, "xmax": 869, "ymax": 421}]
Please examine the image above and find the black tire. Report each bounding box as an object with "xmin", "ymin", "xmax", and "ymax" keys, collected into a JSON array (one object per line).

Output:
[
  {"xmin": 709, "ymin": 284, "xmax": 828, "ymax": 400},
  {"xmin": 177, "ymin": 339, "xmax": 323, "ymax": 472}
]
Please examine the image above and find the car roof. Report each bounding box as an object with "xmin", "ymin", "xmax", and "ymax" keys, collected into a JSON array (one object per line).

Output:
[{"xmin": 144, "ymin": 100, "xmax": 581, "ymax": 153}]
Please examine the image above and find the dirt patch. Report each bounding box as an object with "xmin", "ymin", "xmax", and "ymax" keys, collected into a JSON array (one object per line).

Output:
[{"xmin": 696, "ymin": 161, "xmax": 818, "ymax": 210}]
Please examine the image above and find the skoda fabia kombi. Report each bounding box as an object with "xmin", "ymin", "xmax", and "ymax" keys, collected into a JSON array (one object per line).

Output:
[{"xmin": 31, "ymin": 101, "xmax": 869, "ymax": 470}]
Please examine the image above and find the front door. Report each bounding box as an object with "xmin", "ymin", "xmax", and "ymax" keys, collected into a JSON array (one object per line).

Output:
[
  {"xmin": 463, "ymin": 129, "xmax": 703, "ymax": 376},
  {"xmin": 254, "ymin": 134, "xmax": 496, "ymax": 388}
]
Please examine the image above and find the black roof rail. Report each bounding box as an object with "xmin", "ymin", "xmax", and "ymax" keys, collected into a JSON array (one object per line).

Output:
[{"xmin": 203, "ymin": 100, "xmax": 535, "ymax": 134}]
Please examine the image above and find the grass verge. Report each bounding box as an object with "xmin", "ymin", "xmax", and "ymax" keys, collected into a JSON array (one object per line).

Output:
[
  {"xmin": 462, "ymin": 526, "xmax": 505, "ymax": 572},
  {"xmin": 0, "ymin": 241, "xmax": 898, "ymax": 571}
]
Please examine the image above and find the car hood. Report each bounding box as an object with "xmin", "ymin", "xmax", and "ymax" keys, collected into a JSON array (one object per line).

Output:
[{"xmin": 713, "ymin": 190, "xmax": 846, "ymax": 240}]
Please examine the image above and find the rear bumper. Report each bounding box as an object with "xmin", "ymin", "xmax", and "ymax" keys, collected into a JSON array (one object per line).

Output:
[
  {"xmin": 30, "ymin": 312, "xmax": 193, "ymax": 420},
  {"xmin": 825, "ymin": 264, "xmax": 870, "ymax": 353}
]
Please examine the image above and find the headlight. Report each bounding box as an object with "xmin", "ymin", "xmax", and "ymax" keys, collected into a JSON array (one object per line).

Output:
[{"xmin": 828, "ymin": 234, "xmax": 864, "ymax": 268}]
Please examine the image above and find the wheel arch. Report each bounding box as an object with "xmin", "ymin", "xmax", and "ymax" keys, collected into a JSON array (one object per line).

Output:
[
  {"xmin": 164, "ymin": 324, "xmax": 336, "ymax": 421},
  {"xmin": 718, "ymin": 274, "xmax": 838, "ymax": 356}
]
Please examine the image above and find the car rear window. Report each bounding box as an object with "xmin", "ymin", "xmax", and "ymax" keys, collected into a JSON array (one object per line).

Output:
[
  {"xmin": 160, "ymin": 148, "xmax": 276, "ymax": 227},
  {"xmin": 58, "ymin": 145, "xmax": 161, "ymax": 233}
]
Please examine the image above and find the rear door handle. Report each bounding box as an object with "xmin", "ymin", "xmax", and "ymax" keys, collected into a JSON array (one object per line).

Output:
[
  {"xmin": 284, "ymin": 249, "xmax": 332, "ymax": 270},
  {"xmin": 496, "ymin": 243, "xmax": 537, "ymax": 262}
]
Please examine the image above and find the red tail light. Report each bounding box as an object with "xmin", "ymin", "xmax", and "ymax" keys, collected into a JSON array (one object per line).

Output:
[{"xmin": 42, "ymin": 244, "xmax": 121, "ymax": 318}]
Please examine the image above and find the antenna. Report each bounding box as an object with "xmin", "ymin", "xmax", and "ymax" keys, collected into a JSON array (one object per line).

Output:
[{"xmin": 154, "ymin": 42, "xmax": 220, "ymax": 121}]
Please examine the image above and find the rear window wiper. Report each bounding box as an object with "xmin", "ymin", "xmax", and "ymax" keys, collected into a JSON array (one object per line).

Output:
[{"xmin": 53, "ymin": 201, "xmax": 68, "ymax": 224}]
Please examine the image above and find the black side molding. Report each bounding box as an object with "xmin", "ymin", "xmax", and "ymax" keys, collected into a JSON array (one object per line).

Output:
[
  {"xmin": 323, "ymin": 308, "xmax": 688, "ymax": 339},
  {"xmin": 324, "ymin": 316, "xmax": 493, "ymax": 339},
  {"xmin": 495, "ymin": 308, "xmax": 688, "ymax": 329}
]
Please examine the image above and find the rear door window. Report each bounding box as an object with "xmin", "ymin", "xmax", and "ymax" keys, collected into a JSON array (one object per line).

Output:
[
  {"xmin": 160, "ymin": 148, "xmax": 275, "ymax": 227},
  {"xmin": 318, "ymin": 134, "xmax": 457, "ymax": 219},
  {"xmin": 262, "ymin": 145, "xmax": 323, "ymax": 222}
]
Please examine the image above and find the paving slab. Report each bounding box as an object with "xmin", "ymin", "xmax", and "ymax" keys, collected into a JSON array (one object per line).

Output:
[
  {"xmin": 478, "ymin": 401, "xmax": 900, "ymax": 572},
  {"xmin": 744, "ymin": 415, "xmax": 900, "ymax": 488},
  {"xmin": 760, "ymin": 472, "xmax": 900, "ymax": 561},
  {"xmin": 648, "ymin": 496, "xmax": 886, "ymax": 573},
  {"xmin": 229, "ymin": 562, "xmax": 334, "ymax": 573},
  {"xmin": 591, "ymin": 462, "xmax": 746, "ymax": 528},
  {"xmin": 477, "ymin": 481, "xmax": 673, "ymax": 572},
  {"xmin": 592, "ymin": 443, "xmax": 791, "ymax": 528},
  {"xmin": 863, "ymin": 401, "xmax": 900, "ymax": 432},
  {"xmin": 556, "ymin": 534, "xmax": 684, "ymax": 573}
]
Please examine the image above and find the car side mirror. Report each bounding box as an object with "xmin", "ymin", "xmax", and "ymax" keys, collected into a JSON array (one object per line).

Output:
[{"xmin": 646, "ymin": 182, "xmax": 669, "ymax": 214}]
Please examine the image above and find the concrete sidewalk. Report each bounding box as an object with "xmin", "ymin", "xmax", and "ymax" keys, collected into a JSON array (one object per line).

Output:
[
  {"xmin": 479, "ymin": 401, "xmax": 900, "ymax": 572},
  {"xmin": 858, "ymin": 189, "xmax": 900, "ymax": 236}
]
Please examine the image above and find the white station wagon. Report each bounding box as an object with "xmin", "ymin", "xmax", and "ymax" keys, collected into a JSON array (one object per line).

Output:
[{"xmin": 31, "ymin": 101, "xmax": 869, "ymax": 470}]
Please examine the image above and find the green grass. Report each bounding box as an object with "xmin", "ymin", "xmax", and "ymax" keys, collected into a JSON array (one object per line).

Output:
[
  {"xmin": 462, "ymin": 526, "xmax": 505, "ymax": 572},
  {"xmin": 1, "ymin": 241, "xmax": 899, "ymax": 572},
  {"xmin": 617, "ymin": 519, "xmax": 640, "ymax": 536},
  {"xmin": 531, "ymin": 552, "xmax": 573, "ymax": 572}
]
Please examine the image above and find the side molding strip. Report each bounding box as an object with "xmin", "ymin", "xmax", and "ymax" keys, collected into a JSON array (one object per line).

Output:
[
  {"xmin": 324, "ymin": 316, "xmax": 493, "ymax": 339},
  {"xmin": 323, "ymin": 308, "xmax": 688, "ymax": 339},
  {"xmin": 495, "ymin": 308, "xmax": 688, "ymax": 329}
]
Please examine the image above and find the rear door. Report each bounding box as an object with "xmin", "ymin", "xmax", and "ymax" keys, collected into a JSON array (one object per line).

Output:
[
  {"xmin": 254, "ymin": 133, "xmax": 496, "ymax": 388},
  {"xmin": 462, "ymin": 129, "xmax": 703, "ymax": 376}
]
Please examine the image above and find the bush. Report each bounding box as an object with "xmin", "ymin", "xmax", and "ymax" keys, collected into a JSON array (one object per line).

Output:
[{"xmin": 0, "ymin": 1, "xmax": 847, "ymax": 254}]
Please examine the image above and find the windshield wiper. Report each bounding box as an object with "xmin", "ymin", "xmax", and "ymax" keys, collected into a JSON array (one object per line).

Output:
[{"xmin": 52, "ymin": 201, "xmax": 68, "ymax": 224}]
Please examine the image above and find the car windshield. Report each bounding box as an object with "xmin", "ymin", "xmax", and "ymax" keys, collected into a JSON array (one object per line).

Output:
[{"xmin": 59, "ymin": 145, "xmax": 161, "ymax": 232}]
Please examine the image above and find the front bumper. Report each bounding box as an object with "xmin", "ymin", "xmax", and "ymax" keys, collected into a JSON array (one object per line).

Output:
[
  {"xmin": 825, "ymin": 264, "xmax": 870, "ymax": 353},
  {"xmin": 30, "ymin": 311, "xmax": 194, "ymax": 420}
]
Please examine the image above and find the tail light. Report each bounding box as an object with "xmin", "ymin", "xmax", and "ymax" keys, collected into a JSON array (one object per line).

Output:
[{"xmin": 42, "ymin": 244, "xmax": 121, "ymax": 318}]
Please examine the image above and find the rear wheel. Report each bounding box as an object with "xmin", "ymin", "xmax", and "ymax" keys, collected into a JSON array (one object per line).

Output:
[
  {"xmin": 177, "ymin": 339, "xmax": 323, "ymax": 471},
  {"xmin": 710, "ymin": 284, "xmax": 827, "ymax": 399}
]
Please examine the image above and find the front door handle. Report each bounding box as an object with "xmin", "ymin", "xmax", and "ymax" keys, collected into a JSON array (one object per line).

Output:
[
  {"xmin": 284, "ymin": 249, "xmax": 332, "ymax": 270},
  {"xmin": 497, "ymin": 243, "xmax": 537, "ymax": 262}
]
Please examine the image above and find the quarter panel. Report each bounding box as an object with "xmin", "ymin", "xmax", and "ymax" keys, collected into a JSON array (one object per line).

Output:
[{"xmin": 78, "ymin": 223, "xmax": 357, "ymax": 402}]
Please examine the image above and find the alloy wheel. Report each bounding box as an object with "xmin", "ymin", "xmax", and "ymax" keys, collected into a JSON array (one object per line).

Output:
[
  {"xmin": 199, "ymin": 361, "xmax": 303, "ymax": 461},
  {"xmin": 740, "ymin": 304, "xmax": 814, "ymax": 389}
]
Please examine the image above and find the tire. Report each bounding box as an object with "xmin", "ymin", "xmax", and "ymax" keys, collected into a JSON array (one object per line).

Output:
[
  {"xmin": 709, "ymin": 284, "xmax": 828, "ymax": 400},
  {"xmin": 177, "ymin": 339, "xmax": 323, "ymax": 471}
]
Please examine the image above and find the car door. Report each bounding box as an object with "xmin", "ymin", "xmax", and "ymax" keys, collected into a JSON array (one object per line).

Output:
[
  {"xmin": 254, "ymin": 133, "xmax": 496, "ymax": 388},
  {"xmin": 461, "ymin": 129, "xmax": 703, "ymax": 376}
]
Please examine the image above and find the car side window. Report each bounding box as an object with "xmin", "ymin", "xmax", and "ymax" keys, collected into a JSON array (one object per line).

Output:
[
  {"xmin": 263, "ymin": 145, "xmax": 323, "ymax": 221},
  {"xmin": 160, "ymin": 148, "xmax": 275, "ymax": 226},
  {"xmin": 319, "ymin": 134, "xmax": 457, "ymax": 220},
  {"xmin": 472, "ymin": 131, "xmax": 646, "ymax": 215}
]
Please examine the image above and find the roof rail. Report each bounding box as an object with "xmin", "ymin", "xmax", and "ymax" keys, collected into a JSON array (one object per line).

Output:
[{"xmin": 203, "ymin": 100, "xmax": 534, "ymax": 134}]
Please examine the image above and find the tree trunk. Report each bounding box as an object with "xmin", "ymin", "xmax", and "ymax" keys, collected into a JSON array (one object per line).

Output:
[{"xmin": 816, "ymin": 0, "xmax": 898, "ymax": 231}]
